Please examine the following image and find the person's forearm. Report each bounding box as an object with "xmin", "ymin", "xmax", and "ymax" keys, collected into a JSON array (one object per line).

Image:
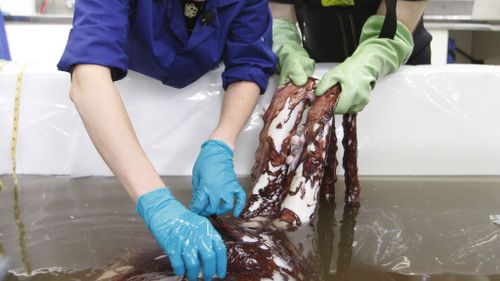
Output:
[
  {"xmin": 269, "ymin": 2, "xmax": 296, "ymax": 22},
  {"xmin": 209, "ymin": 81, "xmax": 260, "ymax": 150},
  {"xmin": 377, "ymin": 0, "xmax": 427, "ymax": 32},
  {"xmin": 70, "ymin": 65, "xmax": 164, "ymax": 202}
]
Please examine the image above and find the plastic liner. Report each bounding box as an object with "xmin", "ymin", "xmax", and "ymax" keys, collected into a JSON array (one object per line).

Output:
[
  {"xmin": 346, "ymin": 176, "xmax": 500, "ymax": 276},
  {"xmin": 1, "ymin": 63, "xmax": 500, "ymax": 176},
  {"xmin": 1, "ymin": 176, "xmax": 500, "ymax": 278}
]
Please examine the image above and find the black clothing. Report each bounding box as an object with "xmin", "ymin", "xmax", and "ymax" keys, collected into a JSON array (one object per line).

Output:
[
  {"xmin": 273, "ymin": 0, "xmax": 432, "ymax": 64},
  {"xmin": 182, "ymin": 0, "xmax": 206, "ymax": 34}
]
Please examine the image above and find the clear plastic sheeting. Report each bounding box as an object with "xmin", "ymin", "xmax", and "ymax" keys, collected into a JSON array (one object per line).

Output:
[
  {"xmin": 491, "ymin": 215, "xmax": 500, "ymax": 226},
  {"xmin": 1, "ymin": 175, "xmax": 500, "ymax": 279},
  {"xmin": 1, "ymin": 62, "xmax": 500, "ymax": 176},
  {"xmin": 346, "ymin": 176, "xmax": 500, "ymax": 277}
]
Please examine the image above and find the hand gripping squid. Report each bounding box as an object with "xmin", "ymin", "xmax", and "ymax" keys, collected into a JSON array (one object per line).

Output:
[
  {"xmin": 244, "ymin": 79, "xmax": 361, "ymax": 229},
  {"xmin": 96, "ymin": 80, "xmax": 361, "ymax": 281}
]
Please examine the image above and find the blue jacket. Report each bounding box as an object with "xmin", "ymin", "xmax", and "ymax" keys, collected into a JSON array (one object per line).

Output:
[
  {"xmin": 58, "ymin": 0, "xmax": 276, "ymax": 92},
  {"xmin": 0, "ymin": 11, "xmax": 10, "ymax": 60}
]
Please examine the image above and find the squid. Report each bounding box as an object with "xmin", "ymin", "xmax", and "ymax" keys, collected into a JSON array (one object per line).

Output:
[
  {"xmin": 244, "ymin": 80, "xmax": 361, "ymax": 229},
  {"xmin": 96, "ymin": 216, "xmax": 317, "ymax": 281},
  {"xmin": 95, "ymin": 80, "xmax": 361, "ymax": 280},
  {"xmin": 244, "ymin": 79, "xmax": 315, "ymax": 219},
  {"xmin": 275, "ymin": 83, "xmax": 341, "ymax": 229}
]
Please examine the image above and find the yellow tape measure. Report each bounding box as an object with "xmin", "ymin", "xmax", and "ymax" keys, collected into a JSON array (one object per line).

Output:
[
  {"xmin": 0, "ymin": 62, "xmax": 32, "ymax": 274},
  {"xmin": 0, "ymin": 60, "xmax": 6, "ymax": 71},
  {"xmin": 0, "ymin": 61, "xmax": 6, "ymax": 190},
  {"xmin": 11, "ymin": 64, "xmax": 26, "ymax": 192},
  {"xmin": 0, "ymin": 63, "xmax": 25, "ymax": 192},
  {"xmin": 0, "ymin": 60, "xmax": 5, "ymax": 189}
]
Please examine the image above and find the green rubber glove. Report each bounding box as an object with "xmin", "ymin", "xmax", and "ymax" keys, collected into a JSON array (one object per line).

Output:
[
  {"xmin": 273, "ymin": 19, "xmax": 315, "ymax": 86},
  {"xmin": 316, "ymin": 15, "xmax": 414, "ymax": 114}
]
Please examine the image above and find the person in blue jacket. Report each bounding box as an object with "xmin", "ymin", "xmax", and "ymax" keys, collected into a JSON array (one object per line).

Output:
[{"xmin": 57, "ymin": 0, "xmax": 275, "ymax": 280}]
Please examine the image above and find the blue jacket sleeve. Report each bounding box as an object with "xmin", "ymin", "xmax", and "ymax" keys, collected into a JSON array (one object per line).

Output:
[
  {"xmin": 222, "ymin": 0, "xmax": 276, "ymax": 94},
  {"xmin": 57, "ymin": 0, "xmax": 131, "ymax": 81}
]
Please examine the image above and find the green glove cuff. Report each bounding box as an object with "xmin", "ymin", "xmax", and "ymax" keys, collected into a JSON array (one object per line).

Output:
[
  {"xmin": 356, "ymin": 15, "xmax": 414, "ymax": 77},
  {"xmin": 315, "ymin": 15, "xmax": 414, "ymax": 114},
  {"xmin": 273, "ymin": 19, "xmax": 315, "ymax": 86}
]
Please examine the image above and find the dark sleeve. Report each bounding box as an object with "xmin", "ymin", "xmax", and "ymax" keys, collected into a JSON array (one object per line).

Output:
[
  {"xmin": 222, "ymin": 0, "xmax": 277, "ymax": 94},
  {"xmin": 57, "ymin": 0, "xmax": 131, "ymax": 81}
]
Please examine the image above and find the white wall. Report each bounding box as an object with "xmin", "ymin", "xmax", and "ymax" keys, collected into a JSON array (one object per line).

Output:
[
  {"xmin": 4, "ymin": 23, "xmax": 71, "ymax": 66},
  {"xmin": 428, "ymin": 29, "xmax": 449, "ymax": 65},
  {"xmin": 472, "ymin": 0, "xmax": 500, "ymax": 20},
  {"xmin": 0, "ymin": 0, "xmax": 35, "ymax": 15}
]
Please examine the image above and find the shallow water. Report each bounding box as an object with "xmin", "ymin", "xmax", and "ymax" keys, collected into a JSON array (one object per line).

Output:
[{"xmin": 1, "ymin": 175, "xmax": 500, "ymax": 280}]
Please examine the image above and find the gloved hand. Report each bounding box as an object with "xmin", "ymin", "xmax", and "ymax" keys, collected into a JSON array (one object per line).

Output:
[
  {"xmin": 190, "ymin": 140, "xmax": 246, "ymax": 217},
  {"xmin": 273, "ymin": 18, "xmax": 315, "ymax": 86},
  {"xmin": 316, "ymin": 15, "xmax": 414, "ymax": 114},
  {"xmin": 136, "ymin": 188, "xmax": 227, "ymax": 281}
]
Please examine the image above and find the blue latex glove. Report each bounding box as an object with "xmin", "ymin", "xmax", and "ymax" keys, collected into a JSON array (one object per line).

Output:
[
  {"xmin": 136, "ymin": 188, "xmax": 227, "ymax": 281},
  {"xmin": 190, "ymin": 140, "xmax": 246, "ymax": 217}
]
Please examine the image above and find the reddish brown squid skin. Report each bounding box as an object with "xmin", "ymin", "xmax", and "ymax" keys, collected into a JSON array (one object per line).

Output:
[
  {"xmin": 320, "ymin": 115, "xmax": 338, "ymax": 202},
  {"xmin": 210, "ymin": 217, "xmax": 316, "ymax": 281},
  {"xmin": 244, "ymin": 79, "xmax": 315, "ymax": 219},
  {"xmin": 319, "ymin": 113, "xmax": 361, "ymax": 206},
  {"xmin": 101, "ymin": 216, "xmax": 318, "ymax": 281},
  {"xmin": 335, "ymin": 204, "xmax": 360, "ymax": 280},
  {"xmin": 342, "ymin": 114, "xmax": 361, "ymax": 206},
  {"xmin": 277, "ymin": 85, "xmax": 342, "ymax": 228}
]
